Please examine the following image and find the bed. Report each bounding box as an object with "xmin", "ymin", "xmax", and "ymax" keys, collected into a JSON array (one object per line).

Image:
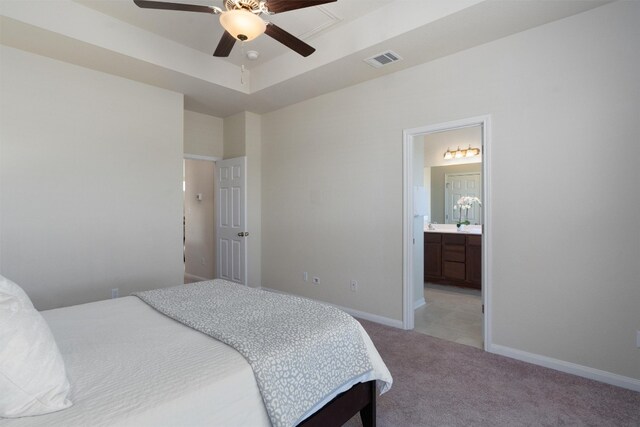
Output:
[{"xmin": 0, "ymin": 279, "xmax": 392, "ymax": 427}]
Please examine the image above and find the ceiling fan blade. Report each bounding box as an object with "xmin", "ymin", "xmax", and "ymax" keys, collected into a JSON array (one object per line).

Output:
[
  {"xmin": 265, "ymin": 0, "xmax": 337, "ymax": 14},
  {"xmin": 264, "ymin": 23, "xmax": 315, "ymax": 57},
  {"xmin": 133, "ymin": 0, "xmax": 215, "ymax": 14},
  {"xmin": 213, "ymin": 31, "xmax": 237, "ymax": 57}
]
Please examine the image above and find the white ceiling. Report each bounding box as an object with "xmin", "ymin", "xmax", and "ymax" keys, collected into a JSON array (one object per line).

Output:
[
  {"xmin": 0, "ymin": 0, "xmax": 612, "ymax": 118},
  {"xmin": 73, "ymin": 0, "xmax": 395, "ymax": 68}
]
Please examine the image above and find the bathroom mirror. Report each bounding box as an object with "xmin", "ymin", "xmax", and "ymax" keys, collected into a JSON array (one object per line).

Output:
[{"xmin": 422, "ymin": 125, "xmax": 483, "ymax": 225}]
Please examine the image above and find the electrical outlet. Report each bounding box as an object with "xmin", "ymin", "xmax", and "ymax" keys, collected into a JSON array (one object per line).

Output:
[
  {"xmin": 200, "ymin": 257, "xmax": 205, "ymax": 265},
  {"xmin": 312, "ymin": 277, "xmax": 320, "ymax": 285},
  {"xmin": 350, "ymin": 280, "xmax": 358, "ymax": 292},
  {"xmin": 111, "ymin": 288, "xmax": 119, "ymax": 299},
  {"xmin": 303, "ymin": 272, "xmax": 308, "ymax": 282}
]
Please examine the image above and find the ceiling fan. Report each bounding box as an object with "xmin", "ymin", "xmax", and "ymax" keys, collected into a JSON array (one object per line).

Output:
[{"xmin": 133, "ymin": 0, "xmax": 337, "ymax": 57}]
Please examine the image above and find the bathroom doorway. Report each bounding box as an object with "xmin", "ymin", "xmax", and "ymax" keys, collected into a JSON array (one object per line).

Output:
[{"xmin": 402, "ymin": 116, "xmax": 492, "ymax": 350}]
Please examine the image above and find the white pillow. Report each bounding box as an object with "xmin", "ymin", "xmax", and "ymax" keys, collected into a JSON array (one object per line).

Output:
[{"xmin": 0, "ymin": 275, "xmax": 73, "ymax": 418}]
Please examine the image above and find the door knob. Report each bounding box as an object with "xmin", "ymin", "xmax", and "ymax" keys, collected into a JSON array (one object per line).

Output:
[{"xmin": 237, "ymin": 232, "xmax": 249, "ymax": 237}]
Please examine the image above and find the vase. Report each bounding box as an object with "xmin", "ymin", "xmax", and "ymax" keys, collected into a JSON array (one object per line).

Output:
[{"xmin": 457, "ymin": 224, "xmax": 466, "ymax": 232}]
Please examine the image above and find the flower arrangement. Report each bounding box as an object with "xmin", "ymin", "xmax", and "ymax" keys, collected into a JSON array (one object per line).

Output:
[{"xmin": 454, "ymin": 196, "xmax": 482, "ymax": 228}]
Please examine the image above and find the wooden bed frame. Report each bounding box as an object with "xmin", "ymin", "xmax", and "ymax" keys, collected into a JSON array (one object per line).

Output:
[{"xmin": 298, "ymin": 380, "xmax": 376, "ymax": 427}]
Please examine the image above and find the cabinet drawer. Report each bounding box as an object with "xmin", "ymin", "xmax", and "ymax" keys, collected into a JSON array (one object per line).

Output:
[
  {"xmin": 424, "ymin": 233, "xmax": 442, "ymax": 243},
  {"xmin": 443, "ymin": 234, "xmax": 466, "ymax": 245},
  {"xmin": 443, "ymin": 244, "xmax": 465, "ymax": 262},
  {"xmin": 443, "ymin": 261, "xmax": 466, "ymax": 281},
  {"xmin": 467, "ymin": 235, "xmax": 481, "ymax": 246}
]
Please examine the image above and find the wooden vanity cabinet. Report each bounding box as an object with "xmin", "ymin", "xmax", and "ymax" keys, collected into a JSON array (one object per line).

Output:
[
  {"xmin": 424, "ymin": 232, "xmax": 481, "ymax": 289},
  {"xmin": 466, "ymin": 235, "xmax": 482, "ymax": 287},
  {"xmin": 424, "ymin": 233, "xmax": 442, "ymax": 278}
]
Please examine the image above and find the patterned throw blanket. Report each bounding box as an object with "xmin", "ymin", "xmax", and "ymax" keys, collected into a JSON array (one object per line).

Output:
[{"xmin": 134, "ymin": 280, "xmax": 373, "ymax": 427}]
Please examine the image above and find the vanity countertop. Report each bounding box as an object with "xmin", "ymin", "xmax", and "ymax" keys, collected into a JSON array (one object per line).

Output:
[{"xmin": 424, "ymin": 225, "xmax": 482, "ymax": 235}]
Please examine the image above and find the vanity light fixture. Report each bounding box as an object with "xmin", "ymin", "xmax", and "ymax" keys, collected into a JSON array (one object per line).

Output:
[
  {"xmin": 443, "ymin": 148, "xmax": 454, "ymax": 160},
  {"xmin": 443, "ymin": 145, "xmax": 481, "ymax": 160},
  {"xmin": 465, "ymin": 145, "xmax": 480, "ymax": 157}
]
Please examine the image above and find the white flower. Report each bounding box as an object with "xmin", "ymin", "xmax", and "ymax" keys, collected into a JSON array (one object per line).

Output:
[
  {"xmin": 456, "ymin": 196, "xmax": 482, "ymax": 207},
  {"xmin": 454, "ymin": 196, "xmax": 482, "ymax": 223}
]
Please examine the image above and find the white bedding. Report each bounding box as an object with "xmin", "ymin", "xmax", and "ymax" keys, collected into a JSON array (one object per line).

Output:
[
  {"xmin": 0, "ymin": 295, "xmax": 391, "ymax": 426},
  {"xmin": 1, "ymin": 296, "xmax": 270, "ymax": 427}
]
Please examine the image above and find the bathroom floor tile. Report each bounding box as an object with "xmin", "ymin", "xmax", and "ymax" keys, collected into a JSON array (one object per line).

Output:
[{"xmin": 414, "ymin": 283, "xmax": 483, "ymax": 349}]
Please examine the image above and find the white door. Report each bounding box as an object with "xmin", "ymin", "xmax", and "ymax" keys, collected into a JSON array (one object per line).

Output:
[
  {"xmin": 215, "ymin": 157, "xmax": 247, "ymax": 285},
  {"xmin": 445, "ymin": 173, "xmax": 482, "ymax": 224}
]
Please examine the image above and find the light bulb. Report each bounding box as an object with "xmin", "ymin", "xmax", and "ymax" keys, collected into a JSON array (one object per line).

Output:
[
  {"xmin": 465, "ymin": 145, "xmax": 475, "ymax": 157},
  {"xmin": 219, "ymin": 9, "xmax": 266, "ymax": 42},
  {"xmin": 443, "ymin": 149, "xmax": 453, "ymax": 160}
]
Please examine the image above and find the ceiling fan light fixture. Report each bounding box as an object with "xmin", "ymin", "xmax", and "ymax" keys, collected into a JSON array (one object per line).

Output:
[{"xmin": 219, "ymin": 9, "xmax": 266, "ymax": 42}]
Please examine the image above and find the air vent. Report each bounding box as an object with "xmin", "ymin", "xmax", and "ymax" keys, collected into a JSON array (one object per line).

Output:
[{"xmin": 364, "ymin": 50, "xmax": 403, "ymax": 68}]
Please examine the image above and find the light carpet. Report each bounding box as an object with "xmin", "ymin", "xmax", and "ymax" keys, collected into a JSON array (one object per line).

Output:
[{"xmin": 346, "ymin": 320, "xmax": 640, "ymax": 426}]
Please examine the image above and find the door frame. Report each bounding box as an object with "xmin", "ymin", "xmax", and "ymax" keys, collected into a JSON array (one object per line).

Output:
[{"xmin": 402, "ymin": 115, "xmax": 492, "ymax": 350}]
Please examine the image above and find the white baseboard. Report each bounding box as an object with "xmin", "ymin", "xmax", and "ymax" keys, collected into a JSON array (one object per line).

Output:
[
  {"xmin": 261, "ymin": 286, "xmax": 404, "ymax": 329},
  {"xmin": 414, "ymin": 297, "xmax": 425, "ymax": 310},
  {"xmin": 340, "ymin": 305, "xmax": 404, "ymax": 329},
  {"xmin": 488, "ymin": 343, "xmax": 640, "ymax": 392},
  {"xmin": 259, "ymin": 286, "xmax": 640, "ymax": 392},
  {"xmin": 184, "ymin": 273, "xmax": 210, "ymax": 282}
]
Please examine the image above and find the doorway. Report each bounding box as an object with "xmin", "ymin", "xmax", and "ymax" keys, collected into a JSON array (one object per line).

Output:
[
  {"xmin": 183, "ymin": 156, "xmax": 219, "ymax": 284},
  {"xmin": 402, "ymin": 116, "xmax": 492, "ymax": 350}
]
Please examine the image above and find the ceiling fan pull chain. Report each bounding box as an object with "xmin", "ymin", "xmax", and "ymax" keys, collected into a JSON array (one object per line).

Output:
[{"xmin": 240, "ymin": 41, "xmax": 246, "ymax": 85}]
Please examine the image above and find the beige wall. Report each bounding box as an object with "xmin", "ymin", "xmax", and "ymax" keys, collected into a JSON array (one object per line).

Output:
[
  {"xmin": 261, "ymin": 1, "xmax": 640, "ymax": 381},
  {"xmin": 223, "ymin": 111, "xmax": 262, "ymax": 287},
  {"xmin": 184, "ymin": 110, "xmax": 223, "ymax": 158},
  {"xmin": 184, "ymin": 159, "xmax": 216, "ymax": 280},
  {"xmin": 223, "ymin": 112, "xmax": 246, "ymax": 160},
  {"xmin": 245, "ymin": 112, "xmax": 262, "ymax": 288},
  {"xmin": 430, "ymin": 163, "xmax": 482, "ymax": 224},
  {"xmin": 0, "ymin": 46, "xmax": 184, "ymax": 310}
]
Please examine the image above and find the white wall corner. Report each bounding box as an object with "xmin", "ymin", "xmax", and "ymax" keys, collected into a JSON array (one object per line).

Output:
[{"xmin": 414, "ymin": 297, "xmax": 426, "ymax": 310}]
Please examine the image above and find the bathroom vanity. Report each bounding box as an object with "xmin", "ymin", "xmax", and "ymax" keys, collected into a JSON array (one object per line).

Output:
[{"xmin": 424, "ymin": 228, "xmax": 482, "ymax": 289}]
